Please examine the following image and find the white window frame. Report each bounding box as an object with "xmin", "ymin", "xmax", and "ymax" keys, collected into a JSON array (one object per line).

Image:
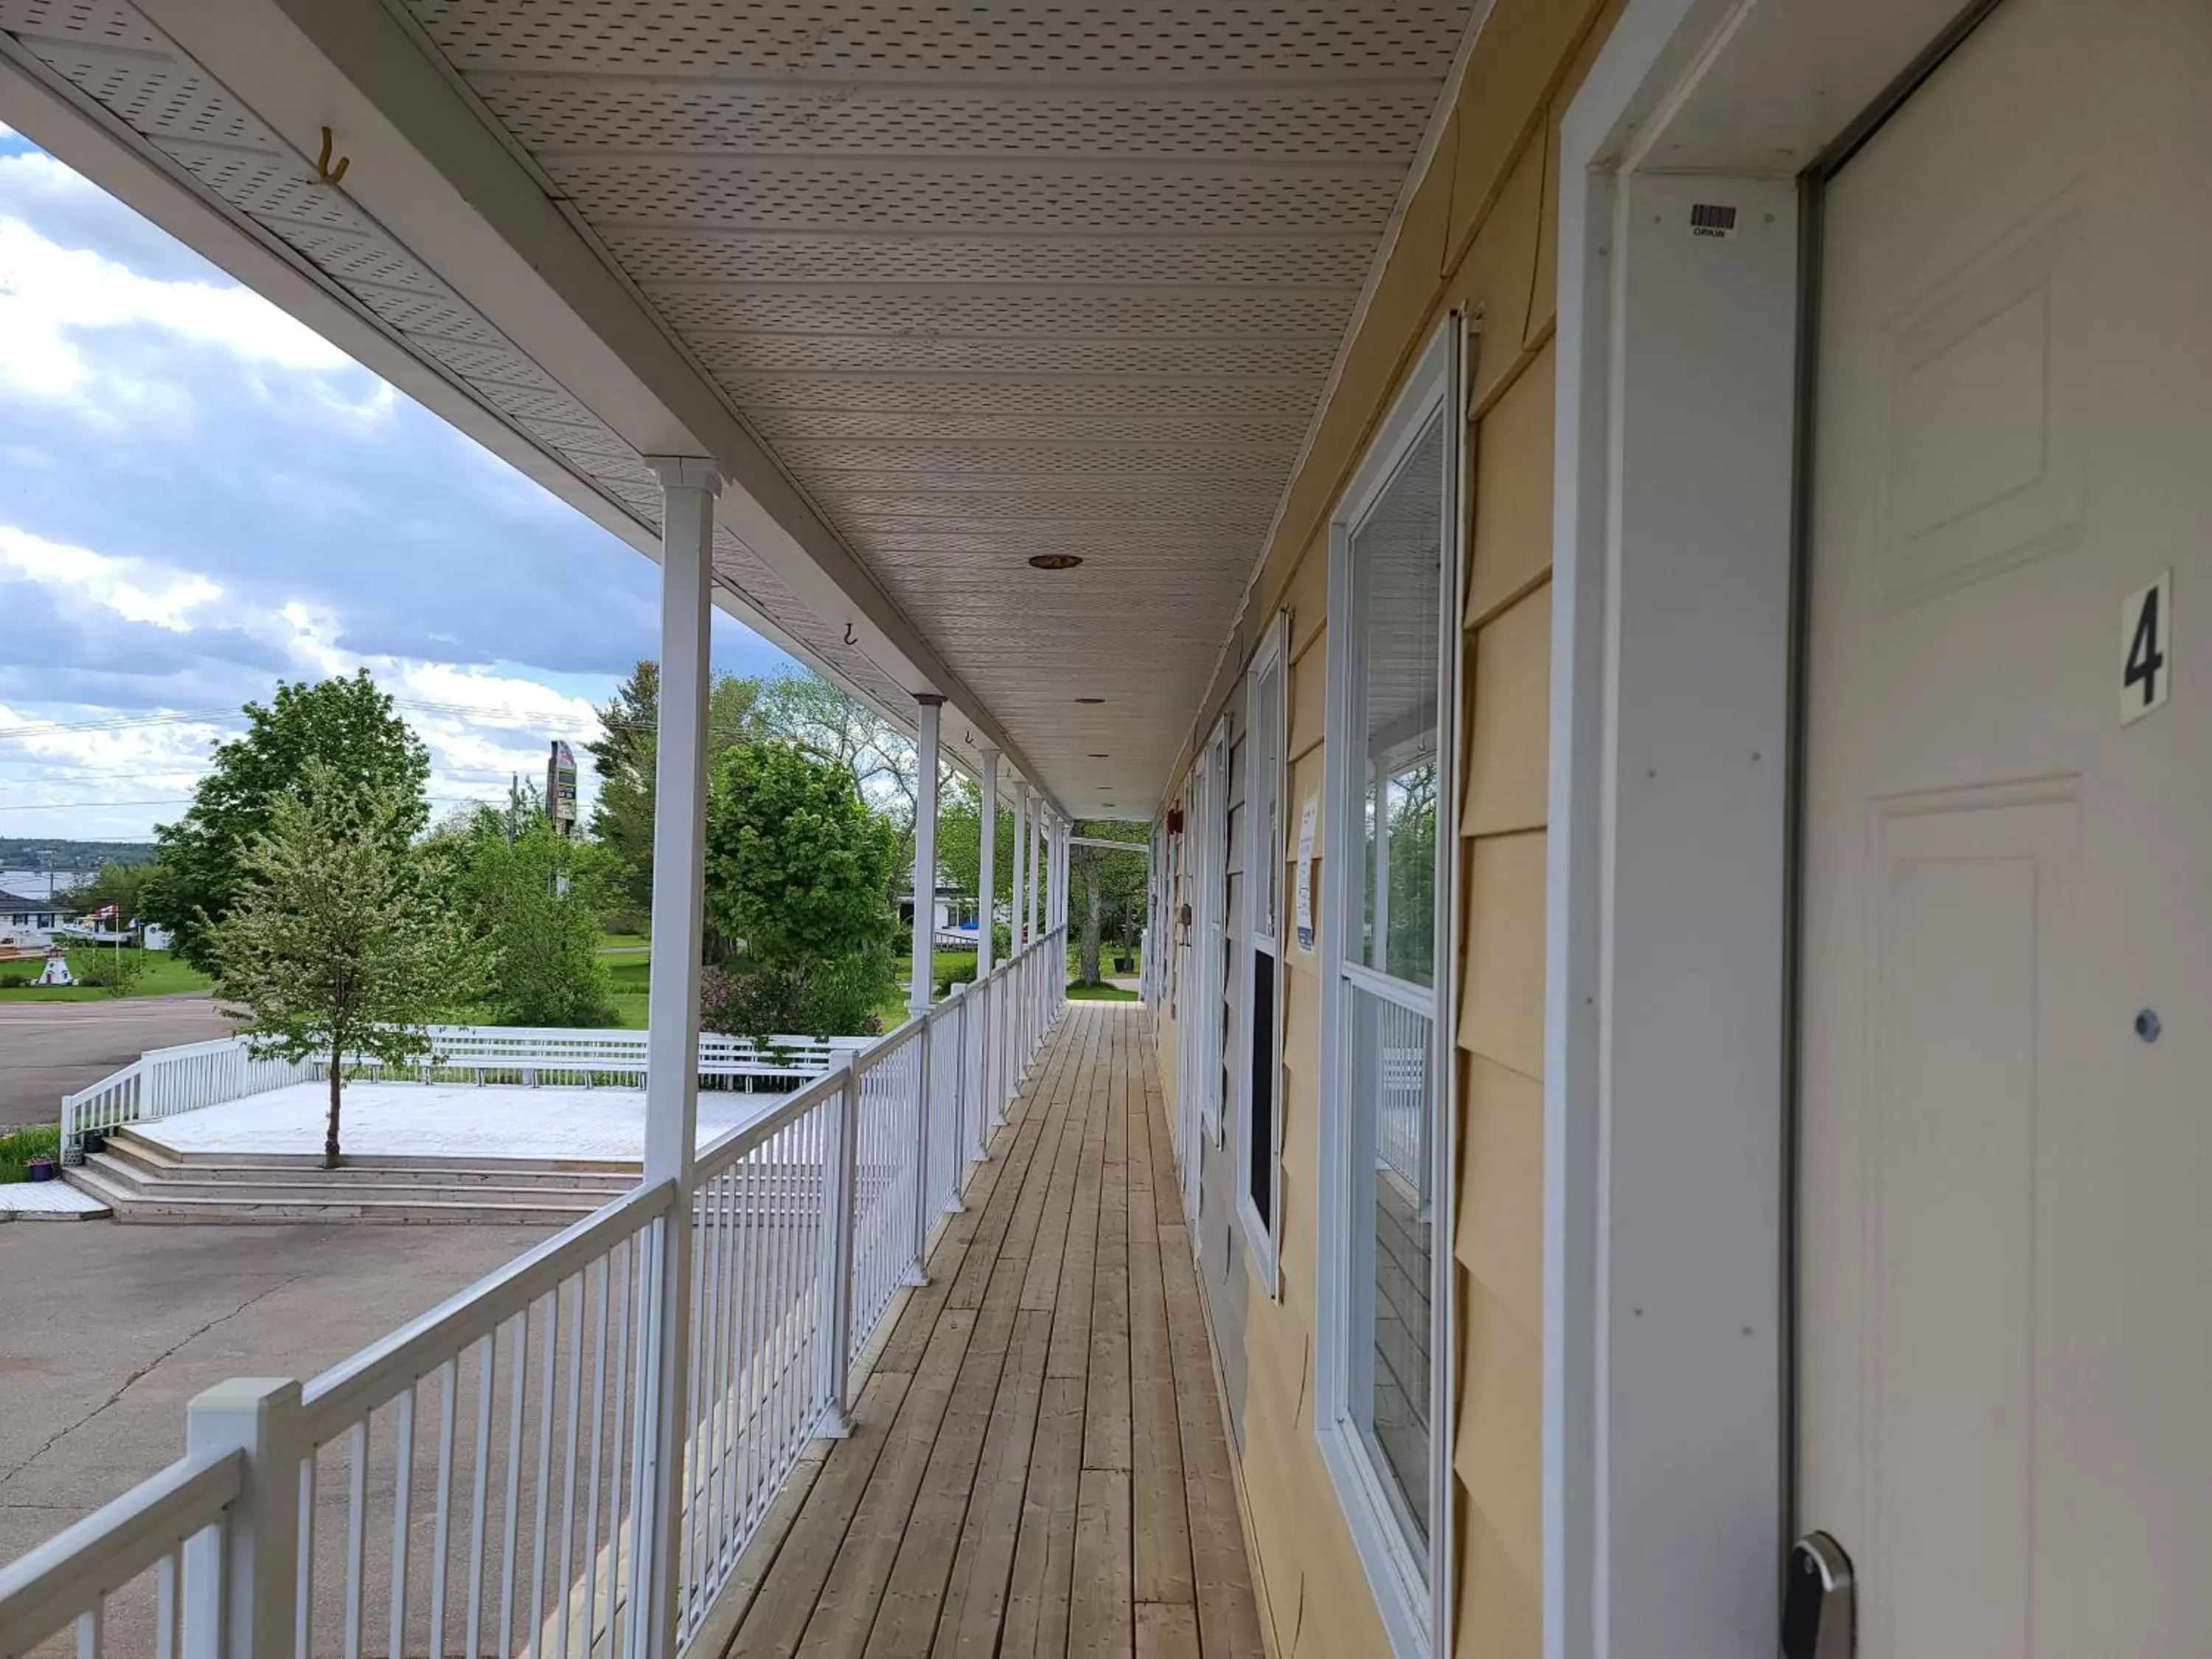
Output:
[
  {"xmin": 1197, "ymin": 714, "xmax": 1231, "ymax": 1146},
  {"xmin": 1315, "ymin": 321, "xmax": 1462, "ymax": 1658},
  {"xmin": 1235, "ymin": 609, "xmax": 1290, "ymax": 1294}
]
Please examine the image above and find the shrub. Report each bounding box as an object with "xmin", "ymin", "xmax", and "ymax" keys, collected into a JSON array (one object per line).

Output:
[{"xmin": 0, "ymin": 1124, "xmax": 61, "ymax": 1183}]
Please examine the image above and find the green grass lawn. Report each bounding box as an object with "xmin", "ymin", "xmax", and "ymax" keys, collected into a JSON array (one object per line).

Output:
[
  {"xmin": 605, "ymin": 956, "xmax": 650, "ymax": 1029},
  {"xmin": 0, "ymin": 947, "xmax": 212, "ymax": 1001},
  {"xmin": 1065, "ymin": 982, "xmax": 1140, "ymax": 1002},
  {"xmin": 597, "ymin": 933, "xmax": 650, "ymax": 956}
]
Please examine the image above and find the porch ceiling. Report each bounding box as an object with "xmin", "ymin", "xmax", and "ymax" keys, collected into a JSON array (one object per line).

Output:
[{"xmin": 0, "ymin": 0, "xmax": 1477, "ymax": 814}]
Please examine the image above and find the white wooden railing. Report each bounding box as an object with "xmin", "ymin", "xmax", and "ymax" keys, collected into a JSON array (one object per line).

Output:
[
  {"xmin": 58, "ymin": 1026, "xmax": 874, "ymax": 1148},
  {"xmin": 3, "ymin": 926, "xmax": 1068, "ymax": 1659}
]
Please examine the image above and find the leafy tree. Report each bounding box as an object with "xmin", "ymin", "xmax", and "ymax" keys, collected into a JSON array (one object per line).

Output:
[
  {"xmin": 757, "ymin": 672, "xmax": 918, "ymax": 828},
  {"xmin": 585, "ymin": 661, "xmax": 762, "ymax": 932},
  {"xmin": 440, "ymin": 802, "xmax": 614, "ymax": 1027},
  {"xmin": 1068, "ymin": 820, "xmax": 1148, "ymax": 985},
  {"xmin": 206, "ymin": 761, "xmax": 479, "ymax": 1168},
  {"xmin": 701, "ymin": 740, "xmax": 900, "ymax": 1037},
  {"xmin": 146, "ymin": 673, "xmax": 429, "ymax": 971}
]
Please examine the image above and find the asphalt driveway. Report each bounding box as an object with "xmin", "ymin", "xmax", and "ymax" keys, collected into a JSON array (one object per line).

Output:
[{"xmin": 0, "ymin": 994, "xmax": 237, "ymax": 1130}]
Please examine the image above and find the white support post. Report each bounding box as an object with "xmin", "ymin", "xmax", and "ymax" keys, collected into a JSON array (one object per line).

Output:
[
  {"xmin": 1009, "ymin": 782, "xmax": 1030, "ymax": 953},
  {"xmin": 1026, "ymin": 805, "xmax": 1043, "ymax": 949},
  {"xmin": 976, "ymin": 748, "xmax": 998, "ymax": 978},
  {"xmin": 909, "ymin": 696, "xmax": 943, "ymax": 1017},
  {"xmin": 183, "ymin": 1377, "xmax": 301, "ymax": 1659},
  {"xmin": 815, "ymin": 1059, "xmax": 859, "ymax": 1436},
  {"xmin": 636, "ymin": 455, "xmax": 719, "ymax": 1659}
]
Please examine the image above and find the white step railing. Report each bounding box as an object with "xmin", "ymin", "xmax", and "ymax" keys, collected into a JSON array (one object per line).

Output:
[
  {"xmin": 4, "ymin": 926, "xmax": 1069, "ymax": 1659},
  {"xmin": 59, "ymin": 1026, "xmax": 875, "ymax": 1148}
]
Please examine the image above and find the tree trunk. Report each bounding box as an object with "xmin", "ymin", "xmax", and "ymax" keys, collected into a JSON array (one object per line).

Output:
[
  {"xmin": 1081, "ymin": 859, "xmax": 1104, "ymax": 987},
  {"xmin": 324, "ymin": 1040, "xmax": 344, "ymax": 1169}
]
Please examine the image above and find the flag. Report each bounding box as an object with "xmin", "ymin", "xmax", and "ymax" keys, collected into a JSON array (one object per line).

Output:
[{"xmin": 89, "ymin": 903, "xmax": 119, "ymax": 921}]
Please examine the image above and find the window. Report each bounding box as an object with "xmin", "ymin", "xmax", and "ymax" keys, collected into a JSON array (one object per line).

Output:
[
  {"xmin": 1317, "ymin": 326, "xmax": 1458, "ymax": 1656},
  {"xmin": 1237, "ymin": 611, "xmax": 1289, "ymax": 1290}
]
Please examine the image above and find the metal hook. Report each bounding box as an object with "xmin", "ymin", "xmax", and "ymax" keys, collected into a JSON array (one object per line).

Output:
[
  {"xmin": 315, "ymin": 127, "xmax": 351, "ymax": 187},
  {"xmin": 842, "ymin": 620, "xmax": 858, "ymax": 646}
]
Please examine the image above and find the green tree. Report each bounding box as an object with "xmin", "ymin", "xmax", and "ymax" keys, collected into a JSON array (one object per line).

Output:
[
  {"xmin": 146, "ymin": 672, "xmax": 429, "ymax": 971},
  {"xmin": 1068, "ymin": 821, "xmax": 1148, "ymax": 985},
  {"xmin": 443, "ymin": 804, "xmax": 614, "ymax": 1027},
  {"xmin": 757, "ymin": 672, "xmax": 918, "ymax": 827},
  {"xmin": 206, "ymin": 761, "xmax": 479, "ymax": 1168},
  {"xmin": 701, "ymin": 740, "xmax": 900, "ymax": 1037},
  {"xmin": 585, "ymin": 661, "xmax": 762, "ymax": 933}
]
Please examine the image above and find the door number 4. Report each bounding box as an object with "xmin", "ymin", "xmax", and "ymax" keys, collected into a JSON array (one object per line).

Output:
[{"xmin": 2122, "ymin": 570, "xmax": 2173, "ymax": 726}]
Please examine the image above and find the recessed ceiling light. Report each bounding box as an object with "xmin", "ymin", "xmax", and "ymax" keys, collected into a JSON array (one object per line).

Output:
[
  {"xmin": 1075, "ymin": 697, "xmax": 1105, "ymax": 705},
  {"xmin": 1088, "ymin": 752, "xmax": 1110, "ymax": 759},
  {"xmin": 1028, "ymin": 554, "xmax": 1083, "ymax": 571}
]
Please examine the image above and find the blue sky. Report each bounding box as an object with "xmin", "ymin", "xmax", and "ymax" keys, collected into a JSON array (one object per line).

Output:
[{"xmin": 0, "ymin": 120, "xmax": 795, "ymax": 844}]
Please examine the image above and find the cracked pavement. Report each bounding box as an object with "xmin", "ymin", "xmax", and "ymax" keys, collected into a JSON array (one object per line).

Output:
[{"xmin": 0, "ymin": 1220, "xmax": 558, "ymax": 1578}]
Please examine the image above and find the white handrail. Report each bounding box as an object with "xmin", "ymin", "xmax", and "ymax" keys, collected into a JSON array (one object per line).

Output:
[
  {"xmin": 0, "ymin": 1447, "xmax": 242, "ymax": 1658},
  {"xmin": 10, "ymin": 923, "xmax": 1074, "ymax": 1659}
]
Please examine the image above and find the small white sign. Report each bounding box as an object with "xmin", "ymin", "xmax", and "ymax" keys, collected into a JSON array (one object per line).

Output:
[
  {"xmin": 1294, "ymin": 794, "xmax": 1318, "ymax": 951},
  {"xmin": 2121, "ymin": 569, "xmax": 2173, "ymax": 726}
]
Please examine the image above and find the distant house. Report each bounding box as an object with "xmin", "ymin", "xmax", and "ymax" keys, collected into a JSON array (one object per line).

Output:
[{"xmin": 0, "ymin": 887, "xmax": 79, "ymax": 957}]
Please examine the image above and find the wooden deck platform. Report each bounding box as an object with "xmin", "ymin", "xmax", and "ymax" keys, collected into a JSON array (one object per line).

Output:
[{"xmin": 703, "ymin": 1002, "xmax": 1267, "ymax": 1658}]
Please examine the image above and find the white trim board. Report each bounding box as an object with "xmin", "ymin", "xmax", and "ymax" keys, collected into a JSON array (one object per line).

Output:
[{"xmin": 1545, "ymin": 1, "xmax": 1978, "ymax": 1655}]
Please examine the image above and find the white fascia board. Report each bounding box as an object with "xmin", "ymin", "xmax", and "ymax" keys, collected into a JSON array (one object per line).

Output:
[{"xmin": 128, "ymin": 0, "xmax": 1065, "ymax": 820}]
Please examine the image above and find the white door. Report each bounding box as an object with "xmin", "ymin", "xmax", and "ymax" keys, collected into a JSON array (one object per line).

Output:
[{"xmin": 1799, "ymin": 0, "xmax": 2212, "ymax": 1649}]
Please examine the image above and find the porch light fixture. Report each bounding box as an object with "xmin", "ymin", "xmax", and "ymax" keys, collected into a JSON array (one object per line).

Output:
[{"xmin": 1028, "ymin": 554, "xmax": 1083, "ymax": 570}]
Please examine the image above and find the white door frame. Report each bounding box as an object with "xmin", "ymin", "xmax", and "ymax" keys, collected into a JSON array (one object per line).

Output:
[{"xmin": 1545, "ymin": 1, "xmax": 1993, "ymax": 1655}]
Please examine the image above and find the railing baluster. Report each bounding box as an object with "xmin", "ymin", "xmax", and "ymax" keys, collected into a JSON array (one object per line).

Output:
[
  {"xmin": 556, "ymin": 1274, "xmax": 582, "ymax": 1659},
  {"xmin": 496, "ymin": 1309, "xmax": 526, "ymax": 1659},
  {"xmin": 387, "ymin": 1386, "xmax": 414, "ymax": 1659},
  {"xmin": 464, "ymin": 1335, "xmax": 493, "ymax": 1659},
  {"xmin": 581, "ymin": 1255, "xmax": 611, "ymax": 1659},
  {"xmin": 428, "ymin": 1358, "xmax": 457, "ymax": 1659},
  {"xmin": 75, "ymin": 1600, "xmax": 101, "ymax": 1659},
  {"xmin": 344, "ymin": 1420, "xmax": 368, "ymax": 1659},
  {"xmin": 529, "ymin": 1290, "xmax": 557, "ymax": 1651},
  {"xmin": 155, "ymin": 1552, "xmax": 177, "ymax": 1659}
]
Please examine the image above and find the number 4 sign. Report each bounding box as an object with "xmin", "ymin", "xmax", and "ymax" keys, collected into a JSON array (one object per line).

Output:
[{"xmin": 2122, "ymin": 570, "xmax": 2172, "ymax": 726}]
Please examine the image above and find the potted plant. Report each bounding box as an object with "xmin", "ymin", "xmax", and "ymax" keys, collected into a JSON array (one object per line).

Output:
[{"xmin": 26, "ymin": 1155, "xmax": 55, "ymax": 1183}]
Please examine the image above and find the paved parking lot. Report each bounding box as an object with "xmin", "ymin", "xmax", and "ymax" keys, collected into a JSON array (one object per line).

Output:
[
  {"xmin": 0, "ymin": 1219, "xmax": 558, "ymax": 1585},
  {"xmin": 0, "ymin": 995, "xmax": 237, "ymax": 1130}
]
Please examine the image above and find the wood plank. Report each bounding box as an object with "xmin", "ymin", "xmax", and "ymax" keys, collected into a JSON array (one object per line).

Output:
[
  {"xmin": 725, "ymin": 1368, "xmax": 914, "ymax": 1659},
  {"xmin": 998, "ymin": 1375, "xmax": 1085, "ymax": 1658},
  {"xmin": 1154, "ymin": 1099, "xmax": 1269, "ymax": 1659},
  {"xmin": 1083, "ymin": 1018, "xmax": 1133, "ymax": 1474},
  {"xmin": 1046, "ymin": 1020, "xmax": 1112, "ymax": 1380},
  {"xmin": 930, "ymin": 1309, "xmax": 1054, "ymax": 1658},
  {"xmin": 858, "ymin": 1298, "xmax": 1020, "ymax": 1656},
  {"xmin": 1069, "ymin": 1466, "xmax": 1134, "ymax": 1659},
  {"xmin": 796, "ymin": 1307, "xmax": 984, "ymax": 1655},
  {"xmin": 1127, "ymin": 1032, "xmax": 1195, "ymax": 1607},
  {"xmin": 1022, "ymin": 1009, "xmax": 1102, "ymax": 1312},
  {"xmin": 1135, "ymin": 1601, "xmax": 1202, "ymax": 1659}
]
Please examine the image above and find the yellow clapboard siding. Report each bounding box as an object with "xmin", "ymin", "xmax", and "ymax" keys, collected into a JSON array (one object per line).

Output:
[
  {"xmin": 1453, "ymin": 1274, "xmax": 1544, "ymax": 1591},
  {"xmin": 1282, "ymin": 538, "xmax": 1328, "ymax": 661},
  {"xmin": 1464, "ymin": 580, "xmax": 1554, "ymax": 838},
  {"xmin": 1469, "ymin": 339, "xmax": 1558, "ymax": 627},
  {"xmin": 1460, "ymin": 830, "xmax": 1548, "ymax": 1080},
  {"xmin": 1455, "ymin": 1052, "xmax": 1545, "ymax": 1338},
  {"xmin": 1289, "ymin": 637, "xmax": 1327, "ymax": 765},
  {"xmin": 1455, "ymin": 1492, "xmax": 1543, "ymax": 1659}
]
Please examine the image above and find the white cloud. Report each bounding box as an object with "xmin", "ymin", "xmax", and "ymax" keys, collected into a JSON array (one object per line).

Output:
[
  {"xmin": 0, "ymin": 155, "xmax": 352, "ymax": 399},
  {"xmin": 0, "ymin": 524, "xmax": 225, "ymax": 630}
]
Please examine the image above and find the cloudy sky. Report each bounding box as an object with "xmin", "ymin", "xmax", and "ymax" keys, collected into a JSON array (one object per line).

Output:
[{"xmin": 0, "ymin": 120, "xmax": 796, "ymax": 846}]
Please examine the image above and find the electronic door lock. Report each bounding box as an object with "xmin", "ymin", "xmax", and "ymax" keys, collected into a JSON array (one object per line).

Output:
[{"xmin": 1781, "ymin": 1531, "xmax": 1854, "ymax": 1659}]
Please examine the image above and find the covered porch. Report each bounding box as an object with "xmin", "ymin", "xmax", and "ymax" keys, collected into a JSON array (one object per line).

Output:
[{"xmin": 705, "ymin": 1003, "xmax": 1262, "ymax": 1659}]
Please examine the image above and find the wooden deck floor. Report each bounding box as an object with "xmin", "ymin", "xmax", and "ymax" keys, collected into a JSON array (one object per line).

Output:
[{"xmin": 704, "ymin": 1002, "xmax": 1267, "ymax": 1658}]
